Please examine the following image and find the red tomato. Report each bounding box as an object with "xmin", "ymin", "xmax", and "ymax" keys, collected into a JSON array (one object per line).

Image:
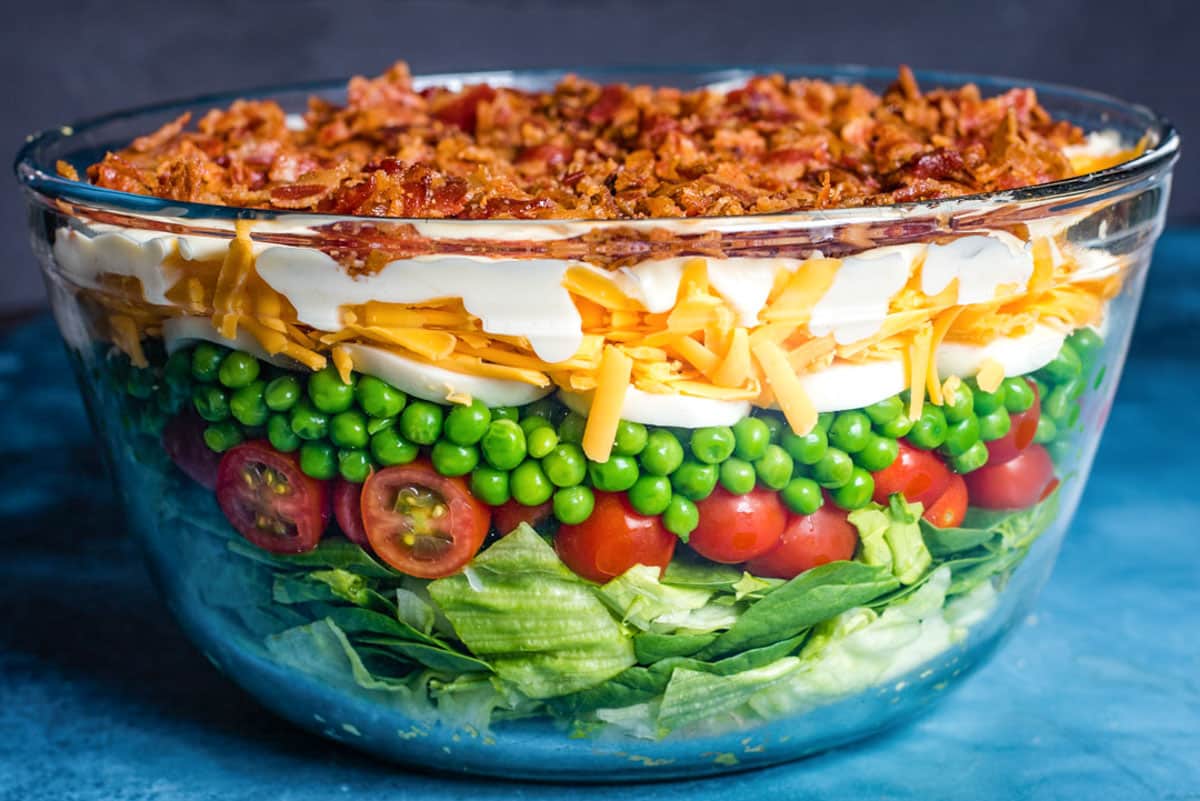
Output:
[
  {"xmin": 746, "ymin": 503, "xmax": 858, "ymax": 579},
  {"xmin": 162, "ymin": 411, "xmax": 221, "ymax": 490},
  {"xmin": 872, "ymin": 440, "xmax": 953, "ymax": 508},
  {"xmin": 216, "ymin": 442, "xmax": 330, "ymax": 554},
  {"xmin": 555, "ymin": 492, "xmax": 676, "ymax": 584},
  {"xmin": 964, "ymin": 444, "xmax": 1056, "ymax": 509},
  {"xmin": 360, "ymin": 461, "xmax": 490, "ymax": 578},
  {"xmin": 690, "ymin": 488, "xmax": 787, "ymax": 564},
  {"xmin": 333, "ymin": 479, "xmax": 370, "ymax": 547},
  {"xmin": 491, "ymin": 500, "xmax": 553, "ymax": 535},
  {"xmin": 986, "ymin": 381, "xmax": 1041, "ymax": 465},
  {"xmin": 924, "ymin": 474, "xmax": 968, "ymax": 528}
]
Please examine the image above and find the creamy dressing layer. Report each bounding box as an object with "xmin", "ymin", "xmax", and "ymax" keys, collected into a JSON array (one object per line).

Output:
[{"xmin": 809, "ymin": 245, "xmax": 920, "ymax": 344}]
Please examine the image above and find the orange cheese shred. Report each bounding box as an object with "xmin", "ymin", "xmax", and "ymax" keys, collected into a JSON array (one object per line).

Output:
[
  {"xmin": 712, "ymin": 328, "xmax": 751, "ymax": 388},
  {"xmin": 926, "ymin": 306, "xmax": 964, "ymax": 406},
  {"xmin": 331, "ymin": 346, "xmax": 354, "ymax": 385},
  {"xmin": 582, "ymin": 345, "xmax": 633, "ymax": 462},
  {"xmin": 752, "ymin": 339, "xmax": 817, "ymax": 435},
  {"xmin": 976, "ymin": 358, "xmax": 1005, "ymax": 393},
  {"xmin": 907, "ymin": 324, "xmax": 934, "ymax": 421},
  {"xmin": 211, "ymin": 220, "xmax": 255, "ymax": 340}
]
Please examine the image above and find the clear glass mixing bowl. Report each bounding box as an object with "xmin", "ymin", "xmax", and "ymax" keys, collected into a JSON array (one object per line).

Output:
[{"xmin": 14, "ymin": 66, "xmax": 1178, "ymax": 780}]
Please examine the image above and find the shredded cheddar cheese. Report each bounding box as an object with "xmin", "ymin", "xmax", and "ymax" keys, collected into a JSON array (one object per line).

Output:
[
  {"xmin": 582, "ymin": 346, "xmax": 633, "ymax": 462},
  {"xmin": 752, "ymin": 339, "xmax": 817, "ymax": 435},
  {"xmin": 976, "ymin": 358, "xmax": 1006, "ymax": 393}
]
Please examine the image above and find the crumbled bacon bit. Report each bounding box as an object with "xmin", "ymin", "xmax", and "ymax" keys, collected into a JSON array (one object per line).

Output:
[{"xmin": 84, "ymin": 61, "xmax": 1087, "ymax": 219}]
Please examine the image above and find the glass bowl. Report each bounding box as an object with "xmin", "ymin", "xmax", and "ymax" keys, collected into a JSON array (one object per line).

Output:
[{"xmin": 14, "ymin": 66, "xmax": 1178, "ymax": 781}]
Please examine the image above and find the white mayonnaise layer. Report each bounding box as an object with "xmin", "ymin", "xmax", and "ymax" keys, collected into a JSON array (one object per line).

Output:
[
  {"xmin": 921, "ymin": 232, "xmax": 1032, "ymax": 305},
  {"xmin": 809, "ymin": 245, "xmax": 922, "ymax": 344},
  {"xmin": 559, "ymin": 387, "xmax": 750, "ymax": 428}
]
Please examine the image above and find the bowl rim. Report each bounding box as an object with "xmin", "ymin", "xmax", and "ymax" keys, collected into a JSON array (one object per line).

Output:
[{"xmin": 12, "ymin": 63, "xmax": 1181, "ymax": 228}]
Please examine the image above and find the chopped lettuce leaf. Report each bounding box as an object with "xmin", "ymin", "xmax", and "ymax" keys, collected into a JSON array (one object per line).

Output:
[
  {"xmin": 658, "ymin": 657, "xmax": 802, "ymax": 734},
  {"xmin": 633, "ymin": 632, "xmax": 717, "ymax": 663},
  {"xmin": 228, "ymin": 536, "xmax": 398, "ymax": 579},
  {"xmin": 394, "ymin": 587, "xmax": 436, "ymax": 635},
  {"xmin": 850, "ymin": 496, "xmax": 933, "ymax": 584},
  {"xmin": 732, "ymin": 572, "xmax": 783, "ymax": 601},
  {"xmin": 660, "ymin": 554, "xmax": 745, "ymax": 589},
  {"xmin": 599, "ymin": 565, "xmax": 714, "ymax": 631},
  {"xmin": 428, "ymin": 525, "xmax": 635, "ymax": 699}
]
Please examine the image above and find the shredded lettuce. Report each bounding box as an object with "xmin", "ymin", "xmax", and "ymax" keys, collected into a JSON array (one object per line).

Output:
[{"xmin": 850, "ymin": 495, "xmax": 933, "ymax": 584}]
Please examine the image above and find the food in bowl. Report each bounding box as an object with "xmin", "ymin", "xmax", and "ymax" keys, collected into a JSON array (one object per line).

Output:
[{"xmin": 17, "ymin": 62, "xmax": 1175, "ymax": 778}]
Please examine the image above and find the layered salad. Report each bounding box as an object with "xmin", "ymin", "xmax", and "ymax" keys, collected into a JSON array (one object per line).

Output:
[{"xmin": 49, "ymin": 63, "xmax": 1138, "ymax": 740}]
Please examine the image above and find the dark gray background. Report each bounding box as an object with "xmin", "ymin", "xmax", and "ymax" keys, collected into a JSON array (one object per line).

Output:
[{"xmin": 6, "ymin": 0, "xmax": 1194, "ymax": 315}]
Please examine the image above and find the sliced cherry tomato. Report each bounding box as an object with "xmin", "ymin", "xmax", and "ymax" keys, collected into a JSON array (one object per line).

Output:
[
  {"xmin": 690, "ymin": 488, "xmax": 787, "ymax": 564},
  {"xmin": 163, "ymin": 411, "xmax": 221, "ymax": 490},
  {"xmin": 964, "ymin": 444, "xmax": 1056, "ymax": 509},
  {"xmin": 872, "ymin": 440, "xmax": 953, "ymax": 508},
  {"xmin": 360, "ymin": 461, "xmax": 490, "ymax": 578},
  {"xmin": 555, "ymin": 492, "xmax": 675, "ymax": 584},
  {"xmin": 216, "ymin": 441, "xmax": 330, "ymax": 554},
  {"xmin": 746, "ymin": 503, "xmax": 858, "ymax": 579},
  {"xmin": 986, "ymin": 380, "xmax": 1041, "ymax": 465},
  {"xmin": 924, "ymin": 474, "xmax": 968, "ymax": 528},
  {"xmin": 492, "ymin": 500, "xmax": 553, "ymax": 535},
  {"xmin": 333, "ymin": 479, "xmax": 370, "ymax": 547}
]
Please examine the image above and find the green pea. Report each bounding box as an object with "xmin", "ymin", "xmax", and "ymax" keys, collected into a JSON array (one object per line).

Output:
[
  {"xmin": 1048, "ymin": 439, "xmax": 1074, "ymax": 467},
  {"xmin": 480, "ymin": 419, "xmax": 527, "ymax": 470},
  {"xmin": 228, "ymin": 381, "xmax": 269, "ymax": 427},
  {"xmin": 522, "ymin": 398, "xmax": 564, "ymax": 424},
  {"xmin": 307, "ymin": 367, "xmax": 356, "ymax": 414},
  {"xmin": 949, "ymin": 441, "xmax": 989, "ymax": 474},
  {"xmin": 757, "ymin": 414, "xmax": 785, "ymax": 443},
  {"xmin": 719, "ymin": 458, "xmax": 757, "ymax": 495},
  {"xmin": 878, "ymin": 413, "xmax": 915, "ymax": 438},
  {"xmin": 366, "ymin": 416, "xmax": 395, "ymax": 435},
  {"xmin": 663, "ymin": 495, "xmax": 699, "ymax": 539},
  {"xmin": 264, "ymin": 375, "xmax": 302, "ymax": 412},
  {"xmin": 163, "ymin": 349, "xmax": 193, "ymax": 392},
  {"xmin": 399, "ymin": 401, "xmax": 444, "ymax": 446},
  {"xmin": 1031, "ymin": 376, "xmax": 1049, "ymax": 401},
  {"xmin": 731, "ymin": 418, "xmax": 771, "ymax": 461},
  {"xmin": 671, "ymin": 461, "xmax": 718, "ymax": 501},
  {"xmin": 640, "ymin": 430, "xmax": 684, "ymax": 476},
  {"xmin": 511, "ymin": 461, "xmax": 553, "ymax": 506},
  {"xmin": 370, "ymin": 427, "xmax": 419, "ymax": 466},
  {"xmin": 217, "ymin": 351, "xmax": 260, "ymax": 389},
  {"xmin": 942, "ymin": 415, "xmax": 981, "ymax": 457},
  {"xmin": 1093, "ymin": 364, "xmax": 1107, "ymax": 390},
  {"xmin": 190, "ymin": 343, "xmax": 226, "ymax": 383},
  {"xmin": 470, "ymin": 467, "xmax": 511, "ymax": 506},
  {"xmin": 907, "ymin": 406, "xmax": 948, "ymax": 450},
  {"xmin": 542, "ymin": 443, "xmax": 587, "ymax": 488},
  {"xmin": 971, "ymin": 381, "xmax": 1007, "ymax": 415},
  {"xmin": 338, "ymin": 449, "xmax": 373, "ymax": 483},
  {"xmin": 832, "ymin": 467, "xmax": 875, "ymax": 510},
  {"xmin": 589, "ymin": 455, "xmax": 640, "ymax": 492},
  {"xmin": 856, "ymin": 434, "xmax": 899, "ymax": 472},
  {"xmin": 754, "ymin": 444, "xmax": 794, "ymax": 490},
  {"xmin": 267, "ymin": 414, "xmax": 301, "ymax": 453},
  {"xmin": 829, "ymin": 411, "xmax": 872, "ymax": 454},
  {"xmin": 613, "ymin": 420, "xmax": 649, "ymax": 456},
  {"xmin": 193, "ymin": 384, "xmax": 230, "ymax": 422},
  {"xmin": 1001, "ymin": 377, "xmax": 1036, "ymax": 413},
  {"xmin": 816, "ymin": 412, "xmax": 835, "ymax": 432},
  {"xmin": 942, "ymin": 382, "xmax": 975, "ymax": 423},
  {"xmin": 865, "ymin": 395, "xmax": 905, "ymax": 426},
  {"xmin": 491, "ymin": 406, "xmax": 519, "ymax": 422},
  {"xmin": 1067, "ymin": 328, "xmax": 1104, "ymax": 366},
  {"xmin": 126, "ymin": 368, "xmax": 156, "ymax": 400},
  {"xmin": 1033, "ymin": 415, "xmax": 1058, "ymax": 445},
  {"xmin": 526, "ymin": 426, "xmax": 559, "ymax": 459},
  {"xmin": 330, "ymin": 410, "xmax": 369, "ymax": 449},
  {"xmin": 812, "ymin": 447, "xmax": 854, "ymax": 489},
  {"xmin": 781, "ymin": 426, "xmax": 828, "ymax": 465},
  {"xmin": 978, "ymin": 407, "xmax": 1012, "ymax": 442},
  {"xmin": 299, "ymin": 441, "xmax": 337, "ymax": 480},
  {"xmin": 445, "ymin": 400, "xmax": 491, "ymax": 446},
  {"xmin": 781, "ymin": 477, "xmax": 824, "ymax": 515},
  {"xmin": 431, "ymin": 440, "xmax": 479, "ymax": 477},
  {"xmin": 553, "ymin": 486, "xmax": 595, "ymax": 525},
  {"xmin": 289, "ymin": 401, "xmax": 328, "ymax": 441},
  {"xmin": 557, "ymin": 412, "xmax": 587, "ymax": 445},
  {"xmin": 519, "ymin": 414, "xmax": 553, "ymax": 437},
  {"xmin": 1043, "ymin": 380, "xmax": 1080, "ymax": 424},
  {"xmin": 690, "ymin": 426, "xmax": 736, "ymax": 464},
  {"xmin": 1037, "ymin": 344, "xmax": 1083, "ymax": 384},
  {"xmin": 629, "ymin": 475, "xmax": 672, "ymax": 516},
  {"xmin": 202, "ymin": 421, "xmax": 243, "ymax": 453},
  {"xmin": 355, "ymin": 375, "xmax": 406, "ymax": 419}
]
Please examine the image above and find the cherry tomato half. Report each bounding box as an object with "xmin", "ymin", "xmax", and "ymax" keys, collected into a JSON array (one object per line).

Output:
[
  {"xmin": 555, "ymin": 492, "xmax": 675, "ymax": 584},
  {"xmin": 163, "ymin": 411, "xmax": 221, "ymax": 490},
  {"xmin": 872, "ymin": 440, "xmax": 953, "ymax": 508},
  {"xmin": 986, "ymin": 380, "xmax": 1041, "ymax": 465},
  {"xmin": 746, "ymin": 503, "xmax": 858, "ymax": 579},
  {"xmin": 964, "ymin": 444, "xmax": 1056, "ymax": 509},
  {"xmin": 492, "ymin": 500, "xmax": 553, "ymax": 535},
  {"xmin": 333, "ymin": 479, "xmax": 370, "ymax": 547},
  {"xmin": 360, "ymin": 461, "xmax": 490, "ymax": 578},
  {"xmin": 216, "ymin": 441, "xmax": 330, "ymax": 554},
  {"xmin": 924, "ymin": 474, "xmax": 968, "ymax": 528},
  {"xmin": 690, "ymin": 488, "xmax": 787, "ymax": 564}
]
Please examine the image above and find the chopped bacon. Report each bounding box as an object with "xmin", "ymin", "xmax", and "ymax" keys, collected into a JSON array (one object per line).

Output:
[{"xmin": 83, "ymin": 60, "xmax": 1089, "ymax": 219}]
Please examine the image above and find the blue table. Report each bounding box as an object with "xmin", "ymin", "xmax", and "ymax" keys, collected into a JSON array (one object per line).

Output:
[{"xmin": 1, "ymin": 232, "xmax": 1197, "ymax": 801}]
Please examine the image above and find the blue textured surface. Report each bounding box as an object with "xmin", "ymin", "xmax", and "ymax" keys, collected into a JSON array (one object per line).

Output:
[{"xmin": 1, "ymin": 232, "xmax": 1198, "ymax": 800}]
